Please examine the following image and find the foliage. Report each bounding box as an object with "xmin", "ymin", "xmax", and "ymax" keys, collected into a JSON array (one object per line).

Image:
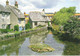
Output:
[
  {"xmin": 64, "ymin": 17, "xmax": 80, "ymax": 39},
  {"xmin": 0, "ymin": 29, "xmax": 8, "ymax": 33},
  {"xmin": 25, "ymin": 22, "xmax": 31, "ymax": 30},
  {"xmin": 14, "ymin": 25, "xmax": 19, "ymax": 31},
  {"xmin": 6, "ymin": 25, "xmax": 10, "ymax": 29},
  {"xmin": 0, "ymin": 29, "xmax": 13, "ymax": 33},
  {"xmin": 37, "ymin": 25, "xmax": 45, "ymax": 28},
  {"xmin": 52, "ymin": 7, "xmax": 76, "ymax": 25}
]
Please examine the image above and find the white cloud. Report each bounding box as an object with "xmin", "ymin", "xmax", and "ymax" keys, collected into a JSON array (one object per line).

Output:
[{"xmin": 0, "ymin": 0, "xmax": 80, "ymax": 13}]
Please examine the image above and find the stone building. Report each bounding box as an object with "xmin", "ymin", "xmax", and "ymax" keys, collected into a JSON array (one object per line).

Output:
[
  {"xmin": 5, "ymin": 0, "xmax": 25, "ymax": 31},
  {"xmin": 29, "ymin": 11, "xmax": 51, "ymax": 28},
  {"xmin": 0, "ymin": 4, "xmax": 10, "ymax": 29}
]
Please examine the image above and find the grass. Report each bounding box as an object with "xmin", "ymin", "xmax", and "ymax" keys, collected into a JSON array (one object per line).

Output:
[{"xmin": 29, "ymin": 43, "xmax": 55, "ymax": 52}]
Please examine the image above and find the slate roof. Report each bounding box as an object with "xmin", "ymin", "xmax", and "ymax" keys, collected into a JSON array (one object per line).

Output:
[
  {"xmin": 6, "ymin": 5, "xmax": 24, "ymax": 18},
  {"xmin": 29, "ymin": 11, "xmax": 51, "ymax": 22},
  {"xmin": 0, "ymin": 4, "xmax": 10, "ymax": 12}
]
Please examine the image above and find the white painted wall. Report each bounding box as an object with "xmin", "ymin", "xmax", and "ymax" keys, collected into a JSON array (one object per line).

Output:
[
  {"xmin": 0, "ymin": 13, "xmax": 10, "ymax": 29},
  {"xmin": 32, "ymin": 21, "xmax": 50, "ymax": 28}
]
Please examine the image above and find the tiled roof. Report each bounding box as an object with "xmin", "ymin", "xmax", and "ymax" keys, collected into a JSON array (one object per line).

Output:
[
  {"xmin": 0, "ymin": 4, "xmax": 10, "ymax": 13},
  {"xmin": 6, "ymin": 5, "xmax": 24, "ymax": 18},
  {"xmin": 29, "ymin": 11, "xmax": 51, "ymax": 22}
]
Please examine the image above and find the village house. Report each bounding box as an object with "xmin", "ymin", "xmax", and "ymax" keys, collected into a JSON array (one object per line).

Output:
[
  {"xmin": 0, "ymin": 4, "xmax": 10, "ymax": 29},
  {"xmin": 5, "ymin": 0, "xmax": 25, "ymax": 31},
  {"xmin": 29, "ymin": 11, "xmax": 51, "ymax": 28}
]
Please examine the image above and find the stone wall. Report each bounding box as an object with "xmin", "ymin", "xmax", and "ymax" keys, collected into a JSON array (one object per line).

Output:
[{"xmin": 0, "ymin": 27, "xmax": 48, "ymax": 42}]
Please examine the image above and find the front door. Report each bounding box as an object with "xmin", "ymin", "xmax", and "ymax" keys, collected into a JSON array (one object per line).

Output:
[{"xmin": 19, "ymin": 26, "xmax": 22, "ymax": 31}]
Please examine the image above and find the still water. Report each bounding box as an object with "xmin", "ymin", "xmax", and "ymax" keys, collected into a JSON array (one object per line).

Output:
[{"xmin": 0, "ymin": 31, "xmax": 66, "ymax": 56}]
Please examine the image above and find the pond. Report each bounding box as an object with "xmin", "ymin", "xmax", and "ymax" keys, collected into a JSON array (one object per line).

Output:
[{"xmin": 0, "ymin": 31, "xmax": 80, "ymax": 56}]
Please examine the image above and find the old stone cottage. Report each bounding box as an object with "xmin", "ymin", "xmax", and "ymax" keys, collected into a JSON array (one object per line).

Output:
[
  {"xmin": 5, "ymin": 0, "xmax": 25, "ymax": 31},
  {"xmin": 29, "ymin": 11, "xmax": 51, "ymax": 28}
]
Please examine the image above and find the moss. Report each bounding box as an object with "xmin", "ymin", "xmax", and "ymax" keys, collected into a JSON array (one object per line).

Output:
[{"xmin": 29, "ymin": 43, "xmax": 55, "ymax": 52}]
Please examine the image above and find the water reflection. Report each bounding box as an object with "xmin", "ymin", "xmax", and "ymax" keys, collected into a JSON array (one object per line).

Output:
[
  {"xmin": 29, "ymin": 31, "xmax": 48, "ymax": 44},
  {"xmin": 63, "ymin": 42, "xmax": 80, "ymax": 55},
  {"xmin": 0, "ymin": 31, "xmax": 65, "ymax": 56},
  {"xmin": 0, "ymin": 38, "xmax": 25, "ymax": 56}
]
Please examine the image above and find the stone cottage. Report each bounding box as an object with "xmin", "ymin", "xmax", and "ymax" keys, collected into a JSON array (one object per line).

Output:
[
  {"xmin": 0, "ymin": 4, "xmax": 10, "ymax": 29},
  {"xmin": 5, "ymin": 0, "xmax": 25, "ymax": 31},
  {"xmin": 29, "ymin": 11, "xmax": 51, "ymax": 28}
]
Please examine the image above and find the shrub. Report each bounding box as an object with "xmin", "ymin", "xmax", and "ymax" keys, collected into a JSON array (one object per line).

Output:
[
  {"xmin": 0, "ymin": 29, "xmax": 13, "ymax": 33},
  {"xmin": 0, "ymin": 29, "xmax": 8, "ymax": 33},
  {"xmin": 64, "ymin": 17, "xmax": 80, "ymax": 39},
  {"xmin": 6, "ymin": 25, "xmax": 10, "ymax": 29},
  {"xmin": 25, "ymin": 22, "xmax": 30, "ymax": 30},
  {"xmin": 14, "ymin": 25, "xmax": 19, "ymax": 31}
]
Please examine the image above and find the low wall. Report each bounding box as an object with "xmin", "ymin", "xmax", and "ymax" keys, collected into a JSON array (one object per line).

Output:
[{"xmin": 0, "ymin": 27, "xmax": 48, "ymax": 42}]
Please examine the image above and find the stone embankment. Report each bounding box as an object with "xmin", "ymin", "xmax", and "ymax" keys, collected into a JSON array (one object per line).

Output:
[{"xmin": 0, "ymin": 27, "xmax": 48, "ymax": 42}]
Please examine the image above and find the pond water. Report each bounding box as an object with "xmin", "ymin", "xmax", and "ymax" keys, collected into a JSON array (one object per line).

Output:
[{"xmin": 0, "ymin": 31, "xmax": 80, "ymax": 56}]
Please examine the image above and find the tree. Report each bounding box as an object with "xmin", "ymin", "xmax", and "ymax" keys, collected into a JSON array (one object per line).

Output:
[
  {"xmin": 52, "ymin": 7, "xmax": 76, "ymax": 25},
  {"xmin": 14, "ymin": 25, "xmax": 19, "ymax": 31},
  {"xmin": 25, "ymin": 22, "xmax": 31, "ymax": 30},
  {"xmin": 64, "ymin": 17, "xmax": 80, "ymax": 39}
]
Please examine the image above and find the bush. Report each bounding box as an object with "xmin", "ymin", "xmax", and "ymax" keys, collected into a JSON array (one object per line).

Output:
[
  {"xmin": 14, "ymin": 25, "xmax": 19, "ymax": 31},
  {"xmin": 37, "ymin": 25, "xmax": 44, "ymax": 28},
  {"xmin": 64, "ymin": 17, "xmax": 80, "ymax": 39},
  {"xmin": 6, "ymin": 25, "xmax": 10, "ymax": 29},
  {"xmin": 0, "ymin": 29, "xmax": 8, "ymax": 33},
  {"xmin": 0, "ymin": 29, "xmax": 13, "ymax": 33},
  {"xmin": 25, "ymin": 22, "xmax": 30, "ymax": 30}
]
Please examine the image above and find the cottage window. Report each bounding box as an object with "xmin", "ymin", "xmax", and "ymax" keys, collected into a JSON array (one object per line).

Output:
[
  {"xmin": 35, "ymin": 22, "xmax": 37, "ymax": 25},
  {"xmin": 18, "ymin": 20, "xmax": 21, "ymax": 24},
  {"xmin": 2, "ymin": 13, "xmax": 5, "ymax": 17},
  {"xmin": 6, "ymin": 13, "xmax": 9, "ymax": 17},
  {"xmin": 2, "ymin": 24, "xmax": 5, "ymax": 29},
  {"xmin": 45, "ymin": 21, "xmax": 48, "ymax": 23}
]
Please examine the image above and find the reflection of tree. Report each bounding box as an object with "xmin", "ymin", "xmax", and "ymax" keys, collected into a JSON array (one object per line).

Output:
[
  {"xmin": 29, "ymin": 31, "xmax": 48, "ymax": 45},
  {"xmin": 54, "ymin": 36, "xmax": 80, "ymax": 55},
  {"xmin": 63, "ymin": 42, "xmax": 80, "ymax": 55},
  {"xmin": 0, "ymin": 38, "xmax": 25, "ymax": 55}
]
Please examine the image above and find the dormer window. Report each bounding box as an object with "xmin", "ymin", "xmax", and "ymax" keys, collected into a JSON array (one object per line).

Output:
[
  {"xmin": 2, "ymin": 13, "xmax": 5, "ymax": 17},
  {"xmin": 6, "ymin": 13, "xmax": 9, "ymax": 17}
]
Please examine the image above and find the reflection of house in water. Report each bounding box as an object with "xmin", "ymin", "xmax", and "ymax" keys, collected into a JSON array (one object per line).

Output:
[
  {"xmin": 29, "ymin": 11, "xmax": 51, "ymax": 28},
  {"xmin": 0, "ymin": 38, "xmax": 25, "ymax": 55},
  {"xmin": 29, "ymin": 31, "xmax": 48, "ymax": 44}
]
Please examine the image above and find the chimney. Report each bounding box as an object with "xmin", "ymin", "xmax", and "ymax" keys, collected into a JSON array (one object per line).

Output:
[
  {"xmin": 6, "ymin": 0, "xmax": 9, "ymax": 5},
  {"xmin": 42, "ymin": 9, "xmax": 45, "ymax": 14},
  {"xmin": 15, "ymin": 1, "xmax": 18, "ymax": 8},
  {"xmin": 24, "ymin": 12, "xmax": 26, "ymax": 15}
]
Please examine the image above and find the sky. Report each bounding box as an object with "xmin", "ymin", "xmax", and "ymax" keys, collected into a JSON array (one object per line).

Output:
[{"xmin": 0, "ymin": 0, "xmax": 80, "ymax": 14}]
